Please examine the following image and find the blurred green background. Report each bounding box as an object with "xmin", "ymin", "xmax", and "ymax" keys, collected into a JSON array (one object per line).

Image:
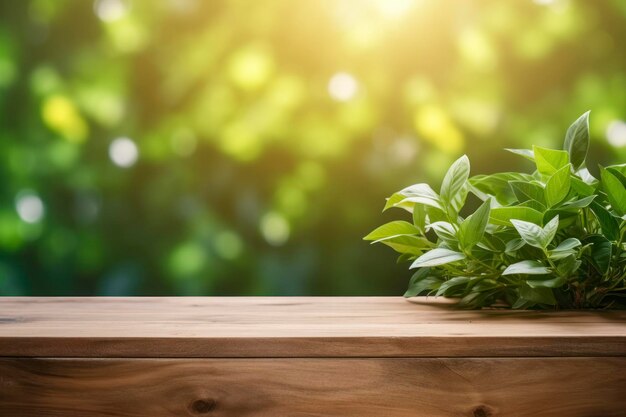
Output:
[{"xmin": 0, "ymin": 0, "xmax": 625, "ymax": 295}]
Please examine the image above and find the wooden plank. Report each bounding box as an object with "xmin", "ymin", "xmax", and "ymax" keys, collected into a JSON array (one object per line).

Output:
[
  {"xmin": 1, "ymin": 358, "xmax": 624, "ymax": 417},
  {"xmin": 1, "ymin": 297, "xmax": 625, "ymax": 357}
]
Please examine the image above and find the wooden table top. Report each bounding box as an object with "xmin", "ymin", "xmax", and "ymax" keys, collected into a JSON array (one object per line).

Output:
[{"xmin": 1, "ymin": 297, "xmax": 625, "ymax": 358}]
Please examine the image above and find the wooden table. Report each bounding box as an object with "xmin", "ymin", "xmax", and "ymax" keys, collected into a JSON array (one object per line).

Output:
[{"xmin": 0, "ymin": 297, "xmax": 625, "ymax": 416}]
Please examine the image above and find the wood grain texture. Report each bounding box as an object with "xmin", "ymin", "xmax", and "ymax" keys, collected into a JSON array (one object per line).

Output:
[
  {"xmin": 1, "ymin": 358, "xmax": 624, "ymax": 417},
  {"xmin": 1, "ymin": 297, "xmax": 625, "ymax": 357}
]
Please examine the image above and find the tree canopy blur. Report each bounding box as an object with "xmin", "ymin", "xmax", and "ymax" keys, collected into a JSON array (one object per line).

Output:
[{"xmin": 0, "ymin": 0, "xmax": 625, "ymax": 295}]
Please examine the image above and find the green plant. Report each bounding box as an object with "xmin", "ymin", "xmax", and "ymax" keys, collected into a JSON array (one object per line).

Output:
[{"xmin": 365, "ymin": 112, "xmax": 626, "ymax": 309}]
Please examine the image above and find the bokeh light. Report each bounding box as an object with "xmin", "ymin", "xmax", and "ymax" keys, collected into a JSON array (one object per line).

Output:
[
  {"xmin": 260, "ymin": 212, "xmax": 290, "ymax": 246},
  {"xmin": 41, "ymin": 95, "xmax": 88, "ymax": 144},
  {"xmin": 109, "ymin": 137, "xmax": 139, "ymax": 168},
  {"xmin": 94, "ymin": 0, "xmax": 128, "ymax": 22},
  {"xmin": 606, "ymin": 120, "xmax": 626, "ymax": 148},
  {"xmin": 228, "ymin": 44, "xmax": 275, "ymax": 91},
  {"xmin": 214, "ymin": 231, "xmax": 243, "ymax": 260},
  {"xmin": 328, "ymin": 72, "xmax": 359, "ymax": 102},
  {"xmin": 15, "ymin": 191, "xmax": 45, "ymax": 224}
]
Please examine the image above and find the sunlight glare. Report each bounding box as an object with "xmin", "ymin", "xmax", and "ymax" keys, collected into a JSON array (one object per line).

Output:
[
  {"xmin": 328, "ymin": 72, "xmax": 359, "ymax": 102},
  {"xmin": 370, "ymin": 0, "xmax": 417, "ymax": 19}
]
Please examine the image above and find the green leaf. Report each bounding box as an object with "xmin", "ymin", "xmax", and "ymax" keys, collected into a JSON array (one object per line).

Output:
[
  {"xmin": 470, "ymin": 172, "xmax": 533, "ymax": 205},
  {"xmin": 542, "ymin": 210, "xmax": 577, "ymax": 229},
  {"xmin": 404, "ymin": 268, "xmax": 440, "ymax": 297},
  {"xmin": 533, "ymin": 145, "xmax": 569, "ymax": 177},
  {"xmin": 583, "ymin": 234, "xmax": 612, "ymax": 274},
  {"xmin": 380, "ymin": 235, "xmax": 431, "ymax": 255},
  {"xmin": 511, "ymin": 216, "xmax": 558, "ymax": 249},
  {"xmin": 553, "ymin": 238, "xmax": 581, "ymax": 252},
  {"xmin": 410, "ymin": 248, "xmax": 466, "ymax": 268},
  {"xmin": 527, "ymin": 275, "xmax": 567, "ymax": 288},
  {"xmin": 364, "ymin": 221, "xmax": 420, "ymax": 241},
  {"xmin": 502, "ymin": 260, "xmax": 551, "ymax": 275},
  {"xmin": 458, "ymin": 290, "xmax": 497, "ymax": 309},
  {"xmin": 458, "ymin": 199, "xmax": 491, "ymax": 251},
  {"xmin": 426, "ymin": 205, "xmax": 448, "ymax": 223},
  {"xmin": 440, "ymin": 155, "xmax": 470, "ymax": 217},
  {"xmin": 384, "ymin": 183, "xmax": 443, "ymax": 212},
  {"xmin": 472, "ymin": 279, "xmax": 501, "ymax": 292},
  {"xmin": 436, "ymin": 276, "xmax": 471, "ymax": 296},
  {"xmin": 589, "ymin": 201, "xmax": 620, "ymax": 241},
  {"xmin": 399, "ymin": 183, "xmax": 441, "ymax": 200},
  {"xmin": 383, "ymin": 193, "xmax": 413, "ymax": 212},
  {"xmin": 601, "ymin": 168, "xmax": 626, "ymax": 216},
  {"xmin": 548, "ymin": 250, "xmax": 576, "ymax": 260},
  {"xmin": 542, "ymin": 215, "xmax": 559, "ymax": 246},
  {"xmin": 505, "ymin": 148, "xmax": 535, "ymax": 161},
  {"xmin": 509, "ymin": 181, "xmax": 545, "ymax": 205},
  {"xmin": 570, "ymin": 177, "xmax": 596, "ymax": 197},
  {"xmin": 428, "ymin": 221, "xmax": 458, "ymax": 248},
  {"xmin": 556, "ymin": 254, "xmax": 582, "ymax": 277},
  {"xmin": 511, "ymin": 219, "xmax": 545, "ymax": 249},
  {"xmin": 549, "ymin": 238, "xmax": 581, "ymax": 259},
  {"xmin": 412, "ymin": 205, "xmax": 426, "ymax": 233},
  {"xmin": 607, "ymin": 167, "xmax": 626, "ymax": 188},
  {"xmin": 477, "ymin": 232, "xmax": 506, "ymax": 252},
  {"xmin": 519, "ymin": 285, "xmax": 556, "ymax": 305},
  {"xmin": 558, "ymin": 195, "xmax": 596, "ymax": 211},
  {"xmin": 396, "ymin": 196, "xmax": 444, "ymax": 211},
  {"xmin": 563, "ymin": 111, "xmax": 590, "ymax": 171},
  {"xmin": 505, "ymin": 238, "xmax": 526, "ymax": 254},
  {"xmin": 577, "ymin": 167, "xmax": 597, "ymax": 184},
  {"xmin": 606, "ymin": 163, "xmax": 626, "ymax": 177},
  {"xmin": 396, "ymin": 253, "xmax": 416, "ymax": 264},
  {"xmin": 544, "ymin": 164, "xmax": 571, "ymax": 207},
  {"xmin": 520, "ymin": 199, "xmax": 546, "ymax": 212},
  {"xmin": 489, "ymin": 206, "xmax": 544, "ymax": 227}
]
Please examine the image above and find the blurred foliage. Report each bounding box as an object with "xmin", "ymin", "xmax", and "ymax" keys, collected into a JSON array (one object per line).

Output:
[{"xmin": 0, "ymin": 0, "xmax": 625, "ymax": 295}]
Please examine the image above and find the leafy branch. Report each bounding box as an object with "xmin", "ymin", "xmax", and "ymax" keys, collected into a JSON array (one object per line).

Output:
[{"xmin": 365, "ymin": 111, "xmax": 626, "ymax": 309}]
